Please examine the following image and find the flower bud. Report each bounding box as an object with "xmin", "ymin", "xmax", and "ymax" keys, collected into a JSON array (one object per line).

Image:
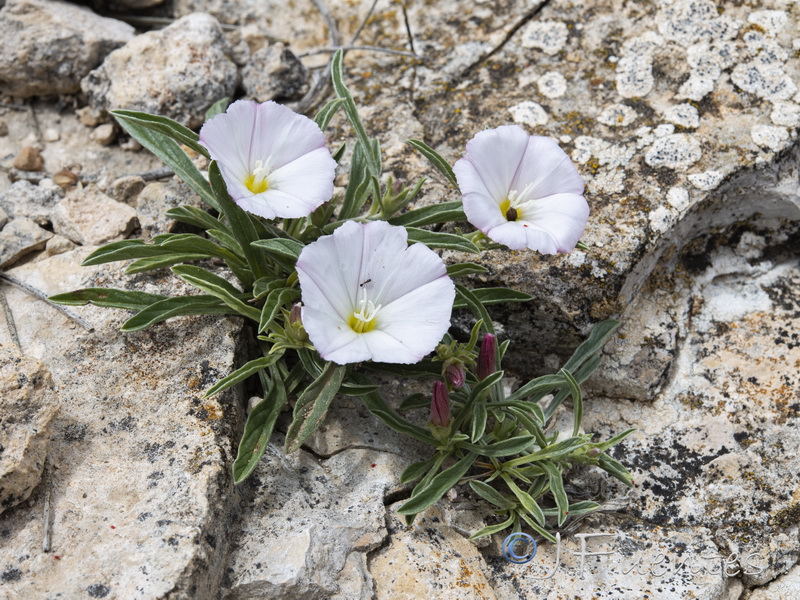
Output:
[
  {"xmin": 289, "ymin": 303, "xmax": 303, "ymax": 325},
  {"xmin": 445, "ymin": 363, "xmax": 465, "ymax": 388},
  {"xmin": 477, "ymin": 333, "xmax": 496, "ymax": 380},
  {"xmin": 430, "ymin": 381, "xmax": 451, "ymax": 427}
]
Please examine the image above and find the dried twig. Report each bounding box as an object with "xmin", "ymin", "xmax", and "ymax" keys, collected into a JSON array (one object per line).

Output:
[
  {"xmin": 0, "ymin": 272, "xmax": 93, "ymax": 331},
  {"xmin": 0, "ymin": 289, "xmax": 20, "ymax": 349},
  {"xmin": 350, "ymin": 0, "xmax": 380, "ymax": 45},
  {"xmin": 42, "ymin": 459, "xmax": 53, "ymax": 553},
  {"xmin": 298, "ymin": 45, "xmax": 416, "ymax": 59}
]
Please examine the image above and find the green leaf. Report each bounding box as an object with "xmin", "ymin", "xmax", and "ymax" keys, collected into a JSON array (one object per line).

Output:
[
  {"xmin": 469, "ymin": 480, "xmax": 513, "ymax": 509},
  {"xmin": 505, "ymin": 406, "xmax": 547, "ymax": 448},
  {"xmin": 205, "ymin": 97, "xmax": 230, "ymax": 121},
  {"xmin": 469, "ymin": 515, "xmax": 515, "ymax": 539},
  {"xmin": 452, "ymin": 287, "xmax": 532, "ymax": 309},
  {"xmin": 518, "ymin": 511, "xmax": 557, "ymax": 544},
  {"xmin": 594, "ymin": 428, "xmax": 636, "ymax": 453},
  {"xmin": 232, "ymin": 378, "xmax": 288, "ymax": 483},
  {"xmin": 455, "ymin": 284, "xmax": 494, "ymax": 335},
  {"xmin": 82, "ymin": 239, "xmax": 155, "ymax": 265},
  {"xmin": 401, "ymin": 455, "xmax": 440, "ymax": 485},
  {"xmin": 331, "ymin": 50, "xmax": 381, "ymax": 178},
  {"xmin": 388, "ymin": 201, "xmax": 466, "ymax": 227},
  {"xmin": 125, "ymin": 253, "xmax": 209, "ymax": 274},
  {"xmin": 460, "ymin": 435, "xmax": 537, "ymax": 458},
  {"xmin": 357, "ymin": 384, "xmax": 438, "ymax": 446},
  {"xmin": 446, "ymin": 262, "xmax": 489, "ymax": 277},
  {"xmin": 48, "ymin": 288, "xmax": 165, "ymax": 310},
  {"xmin": 407, "ymin": 139, "xmax": 458, "ymax": 188},
  {"xmin": 405, "ymin": 228, "xmax": 479, "ymax": 253},
  {"xmin": 339, "ymin": 142, "xmax": 370, "ymax": 220},
  {"xmin": 313, "ymin": 97, "xmax": 345, "ymax": 130},
  {"xmin": 559, "ymin": 369, "xmax": 583, "ymax": 437},
  {"xmin": 398, "ymin": 393, "xmax": 430, "ymax": 411},
  {"xmin": 113, "ymin": 114, "xmax": 219, "ymax": 210},
  {"xmin": 397, "ymin": 452, "xmax": 477, "ymax": 515},
  {"xmin": 540, "ymin": 462, "xmax": 569, "ymax": 526},
  {"xmin": 284, "ymin": 363, "xmax": 346, "ymax": 453},
  {"xmin": 121, "ymin": 295, "xmax": 233, "ymax": 331},
  {"xmin": 470, "ymin": 401, "xmax": 488, "ymax": 443},
  {"xmin": 502, "ymin": 436, "xmax": 589, "ymax": 469},
  {"xmin": 542, "ymin": 501, "xmax": 600, "ymax": 518},
  {"xmin": 253, "ymin": 277, "xmax": 286, "ymax": 299},
  {"xmin": 563, "ymin": 319, "xmax": 620, "ymax": 373},
  {"xmin": 112, "ymin": 109, "xmax": 209, "ymax": 158},
  {"xmin": 251, "ymin": 238, "xmax": 305, "ymax": 262},
  {"xmin": 259, "ymin": 287, "xmax": 300, "ymax": 333},
  {"xmin": 165, "ymin": 206, "xmax": 223, "ymax": 231},
  {"xmin": 171, "ymin": 265, "xmax": 260, "ymax": 322},
  {"xmin": 338, "ymin": 380, "xmax": 380, "ymax": 396},
  {"xmin": 506, "ymin": 373, "xmax": 567, "ymax": 403},
  {"xmin": 208, "ymin": 161, "xmax": 269, "ymax": 279},
  {"xmin": 502, "ymin": 474, "xmax": 546, "ymax": 526},
  {"xmin": 598, "ymin": 453, "xmax": 634, "ymax": 486},
  {"xmin": 204, "ymin": 353, "xmax": 284, "ymax": 399},
  {"xmin": 469, "ymin": 370, "xmax": 504, "ymax": 402}
]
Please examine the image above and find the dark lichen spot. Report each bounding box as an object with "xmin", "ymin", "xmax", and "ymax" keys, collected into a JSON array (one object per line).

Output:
[
  {"xmin": 86, "ymin": 583, "xmax": 110, "ymax": 598},
  {"xmin": 1, "ymin": 567, "xmax": 22, "ymax": 582}
]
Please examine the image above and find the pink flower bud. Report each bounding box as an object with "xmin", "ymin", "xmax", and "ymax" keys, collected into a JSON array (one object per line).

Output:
[
  {"xmin": 289, "ymin": 303, "xmax": 303, "ymax": 325},
  {"xmin": 430, "ymin": 381, "xmax": 451, "ymax": 427},
  {"xmin": 445, "ymin": 363, "xmax": 465, "ymax": 388},
  {"xmin": 477, "ymin": 333, "xmax": 496, "ymax": 380}
]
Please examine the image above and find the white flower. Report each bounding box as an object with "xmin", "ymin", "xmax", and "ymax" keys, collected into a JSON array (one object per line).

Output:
[
  {"xmin": 454, "ymin": 125, "xmax": 589, "ymax": 254},
  {"xmin": 296, "ymin": 221, "xmax": 455, "ymax": 365},
  {"xmin": 199, "ymin": 100, "xmax": 336, "ymax": 220}
]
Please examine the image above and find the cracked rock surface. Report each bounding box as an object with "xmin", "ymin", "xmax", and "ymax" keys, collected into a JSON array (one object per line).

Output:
[{"xmin": 0, "ymin": 0, "xmax": 799, "ymax": 598}]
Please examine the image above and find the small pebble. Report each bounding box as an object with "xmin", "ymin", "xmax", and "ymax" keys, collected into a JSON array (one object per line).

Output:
[
  {"xmin": 91, "ymin": 123, "xmax": 117, "ymax": 146},
  {"xmin": 13, "ymin": 146, "xmax": 44, "ymax": 171},
  {"xmin": 43, "ymin": 128, "xmax": 60, "ymax": 142}
]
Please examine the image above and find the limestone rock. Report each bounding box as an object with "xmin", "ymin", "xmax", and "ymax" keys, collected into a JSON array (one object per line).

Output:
[
  {"xmin": 0, "ymin": 180, "xmax": 61, "ymax": 226},
  {"xmin": 12, "ymin": 146, "xmax": 43, "ymax": 171},
  {"xmin": 241, "ymin": 43, "xmax": 309, "ymax": 102},
  {"xmin": 0, "ymin": 206, "xmax": 7, "ymax": 229},
  {"xmin": 0, "ymin": 0, "xmax": 135, "ymax": 97},
  {"xmin": 82, "ymin": 13, "xmax": 240, "ymax": 129},
  {"xmin": 0, "ymin": 347, "xmax": 57, "ymax": 514},
  {"xmin": 0, "ymin": 218, "xmax": 52, "ymax": 268},
  {"xmin": 51, "ymin": 187, "xmax": 138, "ymax": 245},
  {"xmin": 136, "ymin": 178, "xmax": 206, "ymax": 238},
  {"xmin": 0, "ymin": 249, "xmax": 246, "ymax": 599},
  {"xmin": 108, "ymin": 175, "xmax": 146, "ymax": 205}
]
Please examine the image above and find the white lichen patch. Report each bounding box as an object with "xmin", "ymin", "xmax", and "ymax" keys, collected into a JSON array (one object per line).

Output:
[
  {"xmin": 678, "ymin": 41, "xmax": 737, "ymax": 101},
  {"xmin": 572, "ymin": 136, "xmax": 635, "ymax": 169},
  {"xmin": 648, "ymin": 205, "xmax": 674, "ymax": 235},
  {"xmin": 748, "ymin": 10, "xmax": 790, "ymax": 37},
  {"xmin": 657, "ymin": 0, "xmax": 739, "ymax": 47},
  {"xmin": 732, "ymin": 39, "xmax": 798, "ymax": 101},
  {"xmin": 751, "ymin": 124, "xmax": 790, "ymax": 151},
  {"xmin": 567, "ymin": 251, "xmax": 586, "ymax": 267},
  {"xmin": 770, "ymin": 101, "xmax": 800, "ymax": 127},
  {"xmin": 537, "ymin": 71, "xmax": 567, "ymax": 98},
  {"xmin": 688, "ymin": 170, "xmax": 724, "ymax": 191},
  {"xmin": 664, "ymin": 103, "xmax": 700, "ymax": 128},
  {"xmin": 654, "ymin": 124, "xmax": 675, "ymax": 137},
  {"xmin": 587, "ymin": 168, "xmax": 626, "ymax": 195},
  {"xmin": 667, "ymin": 186, "xmax": 690, "ymax": 210},
  {"xmin": 518, "ymin": 21, "xmax": 568, "ymax": 56},
  {"xmin": 615, "ymin": 31, "xmax": 663, "ymax": 98},
  {"xmin": 508, "ymin": 101, "xmax": 548, "ymax": 127},
  {"xmin": 645, "ymin": 134, "xmax": 702, "ymax": 170},
  {"xmin": 597, "ymin": 103, "xmax": 638, "ymax": 127}
]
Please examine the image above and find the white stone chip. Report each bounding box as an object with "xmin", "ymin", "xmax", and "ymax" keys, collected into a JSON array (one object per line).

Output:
[
  {"xmin": 748, "ymin": 10, "xmax": 789, "ymax": 37},
  {"xmin": 537, "ymin": 71, "xmax": 567, "ymax": 98},
  {"xmin": 665, "ymin": 103, "xmax": 700, "ymax": 128},
  {"xmin": 519, "ymin": 21, "xmax": 568, "ymax": 55},
  {"xmin": 654, "ymin": 124, "xmax": 676, "ymax": 137},
  {"xmin": 751, "ymin": 124, "xmax": 790, "ymax": 152},
  {"xmin": 688, "ymin": 170, "xmax": 724, "ymax": 191},
  {"xmin": 645, "ymin": 134, "xmax": 702, "ymax": 170},
  {"xmin": 508, "ymin": 101, "xmax": 548, "ymax": 127},
  {"xmin": 598, "ymin": 103, "xmax": 638, "ymax": 127},
  {"xmin": 649, "ymin": 205, "xmax": 674, "ymax": 234}
]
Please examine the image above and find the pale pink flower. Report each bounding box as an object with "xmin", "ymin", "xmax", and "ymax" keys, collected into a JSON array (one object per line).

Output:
[
  {"xmin": 199, "ymin": 100, "xmax": 336, "ymax": 220},
  {"xmin": 454, "ymin": 125, "xmax": 589, "ymax": 253},
  {"xmin": 296, "ymin": 221, "xmax": 455, "ymax": 365}
]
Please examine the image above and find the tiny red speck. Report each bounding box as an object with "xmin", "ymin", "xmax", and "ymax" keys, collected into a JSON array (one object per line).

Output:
[
  {"xmin": 371, "ymin": 463, "xmax": 377, "ymax": 468},
  {"xmin": 54, "ymin": 556, "xmax": 61, "ymax": 560},
  {"xmin": 565, "ymin": 511, "xmax": 570, "ymax": 515},
  {"xmin": 110, "ymin": 525, "xmax": 116, "ymax": 529}
]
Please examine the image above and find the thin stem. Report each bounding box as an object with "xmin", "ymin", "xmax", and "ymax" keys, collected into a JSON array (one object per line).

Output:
[{"xmin": 298, "ymin": 45, "xmax": 417, "ymax": 58}]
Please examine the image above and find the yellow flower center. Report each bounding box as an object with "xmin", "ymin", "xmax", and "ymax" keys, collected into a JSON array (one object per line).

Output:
[
  {"xmin": 244, "ymin": 159, "xmax": 271, "ymax": 194},
  {"xmin": 348, "ymin": 289, "xmax": 381, "ymax": 334},
  {"xmin": 500, "ymin": 183, "xmax": 536, "ymax": 221}
]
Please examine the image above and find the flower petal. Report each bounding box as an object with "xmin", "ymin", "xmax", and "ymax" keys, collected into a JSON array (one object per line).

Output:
[
  {"xmin": 250, "ymin": 101, "xmax": 328, "ymax": 169},
  {"xmin": 519, "ymin": 192, "xmax": 589, "ymax": 252},
  {"xmin": 460, "ymin": 125, "xmax": 529, "ymax": 202},
  {"xmin": 199, "ymin": 99, "xmax": 256, "ymax": 182},
  {"xmin": 265, "ymin": 147, "xmax": 336, "ymax": 216},
  {"xmin": 511, "ymin": 136, "xmax": 585, "ymax": 198}
]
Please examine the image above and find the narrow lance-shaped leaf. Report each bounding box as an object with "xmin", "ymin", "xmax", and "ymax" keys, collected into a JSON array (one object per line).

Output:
[
  {"xmin": 48, "ymin": 288, "xmax": 165, "ymax": 310},
  {"xmin": 259, "ymin": 287, "xmax": 300, "ymax": 333},
  {"xmin": 388, "ymin": 200, "xmax": 466, "ymax": 227},
  {"xmin": 407, "ymin": 138, "xmax": 459, "ymax": 188},
  {"xmin": 284, "ymin": 363, "xmax": 346, "ymax": 453},
  {"xmin": 121, "ymin": 295, "xmax": 234, "ymax": 332},
  {"xmin": 405, "ymin": 228, "xmax": 479, "ymax": 253},
  {"xmin": 232, "ymin": 378, "xmax": 288, "ymax": 483},
  {"xmin": 205, "ymin": 97, "xmax": 230, "ymax": 121},
  {"xmin": 469, "ymin": 480, "xmax": 513, "ymax": 509},
  {"xmin": 397, "ymin": 452, "xmax": 478, "ymax": 515},
  {"xmin": 469, "ymin": 515, "xmax": 515, "ymax": 540},
  {"xmin": 455, "ymin": 284, "xmax": 494, "ymax": 335},
  {"xmin": 452, "ymin": 287, "xmax": 532, "ymax": 309},
  {"xmin": 204, "ymin": 353, "xmax": 284, "ymax": 399},
  {"xmin": 171, "ymin": 265, "xmax": 261, "ymax": 323},
  {"xmin": 313, "ymin": 97, "xmax": 344, "ymax": 130},
  {"xmin": 541, "ymin": 461, "xmax": 569, "ymax": 526},
  {"xmin": 112, "ymin": 109, "xmax": 210, "ymax": 158},
  {"xmin": 113, "ymin": 114, "xmax": 220, "ymax": 210}
]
